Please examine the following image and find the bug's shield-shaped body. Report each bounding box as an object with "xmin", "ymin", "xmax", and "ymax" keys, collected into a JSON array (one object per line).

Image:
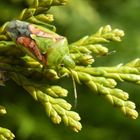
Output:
[{"xmin": 7, "ymin": 20, "xmax": 75, "ymax": 68}]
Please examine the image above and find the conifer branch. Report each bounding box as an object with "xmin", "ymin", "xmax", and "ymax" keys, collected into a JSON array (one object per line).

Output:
[
  {"xmin": 0, "ymin": 0, "xmax": 68, "ymax": 41},
  {"xmin": 0, "ymin": 127, "xmax": 15, "ymax": 140},
  {"xmin": 0, "ymin": 0, "xmax": 140, "ymax": 139},
  {"xmin": 9, "ymin": 72, "xmax": 82, "ymax": 132},
  {"xmin": 0, "ymin": 106, "xmax": 6, "ymax": 115},
  {"xmin": 69, "ymin": 68, "xmax": 138, "ymax": 119}
]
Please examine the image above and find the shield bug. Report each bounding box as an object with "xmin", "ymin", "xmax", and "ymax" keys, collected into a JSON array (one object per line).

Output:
[
  {"xmin": 6, "ymin": 20, "xmax": 77, "ymax": 107},
  {"xmin": 6, "ymin": 20, "xmax": 75, "ymax": 69}
]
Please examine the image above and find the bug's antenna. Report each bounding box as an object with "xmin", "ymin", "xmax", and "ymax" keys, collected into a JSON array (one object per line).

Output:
[
  {"xmin": 69, "ymin": 69, "xmax": 77, "ymax": 108},
  {"xmin": 103, "ymin": 50, "xmax": 116, "ymax": 56}
]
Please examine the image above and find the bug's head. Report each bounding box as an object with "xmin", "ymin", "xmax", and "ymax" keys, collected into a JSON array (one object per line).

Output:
[
  {"xmin": 62, "ymin": 55, "xmax": 75, "ymax": 69},
  {"xmin": 7, "ymin": 20, "xmax": 31, "ymax": 40}
]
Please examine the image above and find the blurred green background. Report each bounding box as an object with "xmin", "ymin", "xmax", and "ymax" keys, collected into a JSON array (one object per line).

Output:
[{"xmin": 0, "ymin": 0, "xmax": 140, "ymax": 140}]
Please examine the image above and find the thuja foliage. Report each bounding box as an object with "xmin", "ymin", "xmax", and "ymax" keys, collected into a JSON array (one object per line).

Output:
[{"xmin": 0, "ymin": 0, "xmax": 140, "ymax": 139}]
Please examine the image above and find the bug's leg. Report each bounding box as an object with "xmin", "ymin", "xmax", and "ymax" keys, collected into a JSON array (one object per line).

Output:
[
  {"xmin": 69, "ymin": 69, "xmax": 78, "ymax": 109},
  {"xmin": 57, "ymin": 66, "xmax": 78, "ymax": 108},
  {"xmin": 55, "ymin": 64, "xmax": 69, "ymax": 78}
]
